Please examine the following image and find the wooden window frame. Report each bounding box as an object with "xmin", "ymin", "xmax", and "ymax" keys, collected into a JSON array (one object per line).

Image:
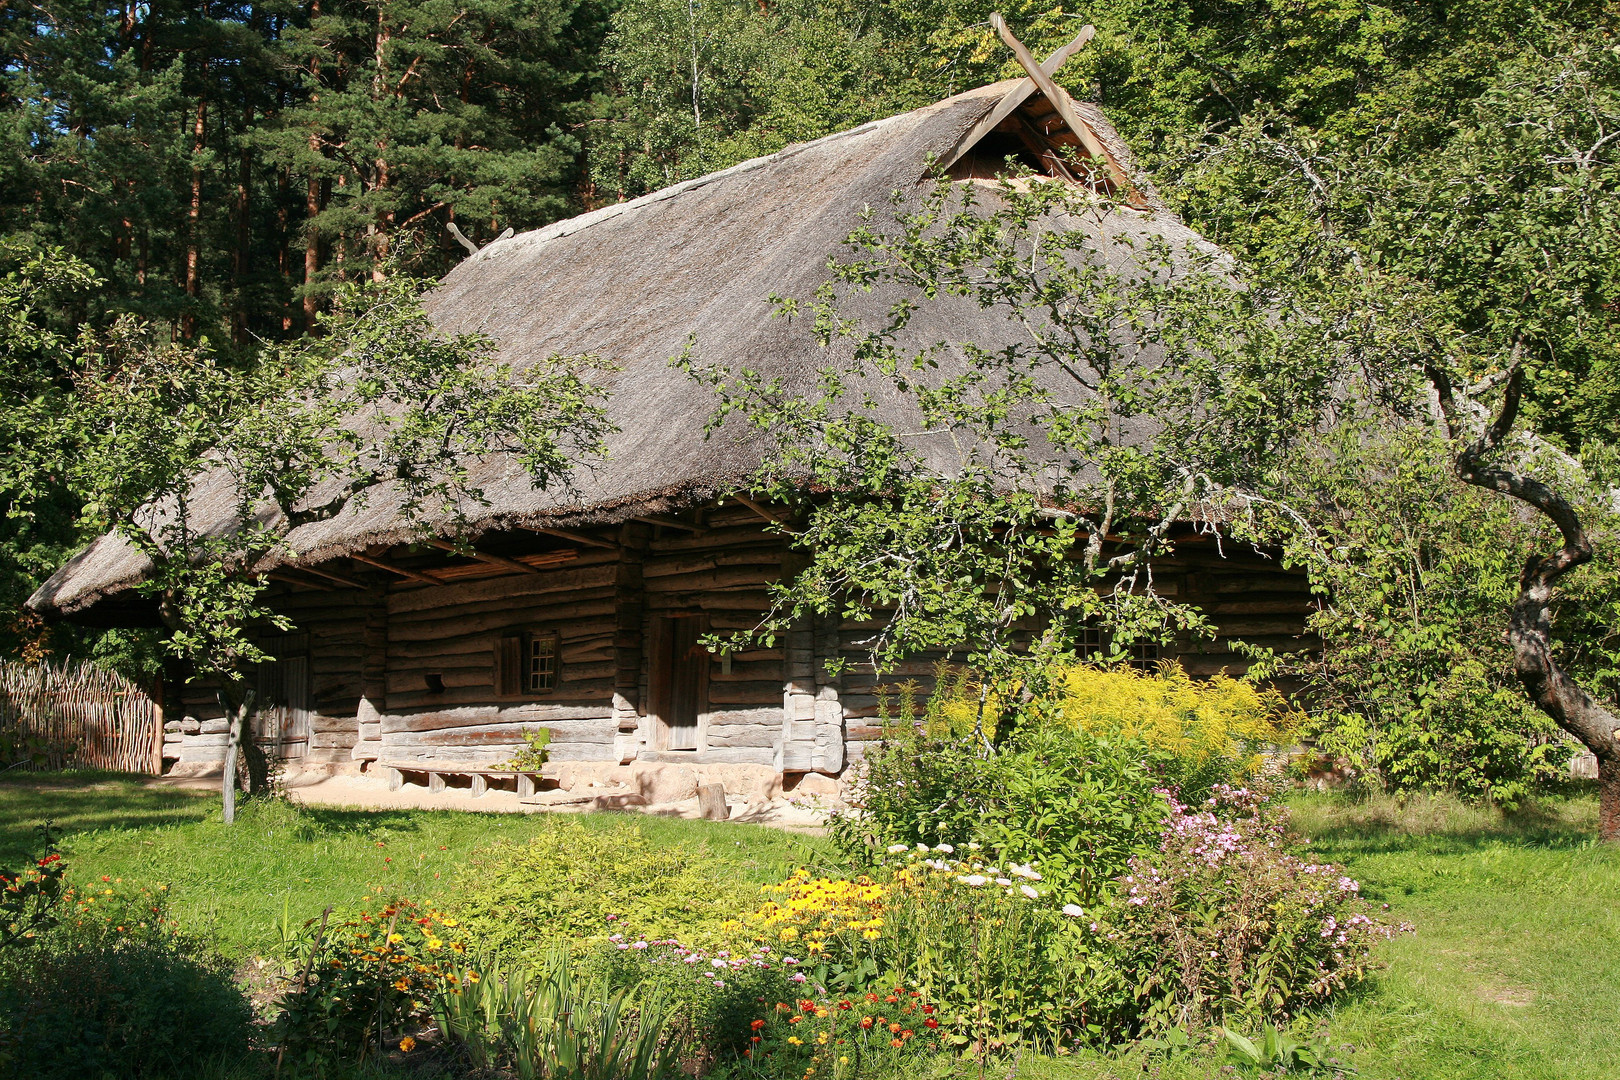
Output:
[{"xmin": 496, "ymin": 628, "xmax": 561, "ymax": 700}]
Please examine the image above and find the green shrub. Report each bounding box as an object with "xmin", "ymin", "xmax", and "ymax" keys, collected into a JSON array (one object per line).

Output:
[
  {"xmin": 0, "ymin": 880, "xmax": 254, "ymax": 1078},
  {"xmin": 1031, "ymin": 663, "xmax": 1300, "ymax": 799},
  {"xmin": 271, "ymin": 896, "xmax": 463, "ymax": 1070},
  {"xmin": 1284, "ymin": 428, "xmax": 1583, "ymax": 804},
  {"xmin": 583, "ymin": 939, "xmax": 801, "ymax": 1061},
  {"xmin": 1097, "ymin": 787, "xmax": 1401, "ymax": 1030},
  {"xmin": 448, "ymin": 821, "xmax": 756, "ymax": 964},
  {"xmin": 868, "ymin": 850, "xmax": 1123, "ymax": 1052},
  {"xmin": 832, "ymin": 721, "xmax": 1170, "ymax": 902}
]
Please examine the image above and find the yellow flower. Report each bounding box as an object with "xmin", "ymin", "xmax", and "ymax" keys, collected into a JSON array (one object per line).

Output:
[
  {"xmin": 399, "ymin": 1036, "xmax": 416, "ymax": 1052},
  {"xmin": 787, "ymin": 1036, "xmax": 803, "ymax": 1046}
]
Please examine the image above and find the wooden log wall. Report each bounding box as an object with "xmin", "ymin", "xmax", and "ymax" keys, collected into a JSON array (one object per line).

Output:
[
  {"xmin": 377, "ymin": 544, "xmax": 623, "ymax": 769},
  {"xmin": 169, "ymin": 586, "xmax": 384, "ymax": 769},
  {"xmin": 159, "ymin": 515, "xmax": 1317, "ymax": 780},
  {"xmin": 638, "ymin": 504, "xmax": 793, "ymax": 768}
]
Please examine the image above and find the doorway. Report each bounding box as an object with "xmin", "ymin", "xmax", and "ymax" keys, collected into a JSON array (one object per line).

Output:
[
  {"xmin": 648, "ymin": 615, "xmax": 709, "ymax": 751},
  {"xmin": 253, "ymin": 633, "xmax": 311, "ymax": 760}
]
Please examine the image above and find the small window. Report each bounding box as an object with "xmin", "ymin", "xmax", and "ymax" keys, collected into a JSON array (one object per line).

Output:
[
  {"xmin": 1075, "ymin": 624, "xmax": 1105, "ymax": 663},
  {"xmin": 528, "ymin": 633, "xmax": 558, "ymax": 692},
  {"xmin": 497, "ymin": 630, "xmax": 560, "ymax": 698},
  {"xmin": 1127, "ymin": 640, "xmax": 1162, "ymax": 672}
]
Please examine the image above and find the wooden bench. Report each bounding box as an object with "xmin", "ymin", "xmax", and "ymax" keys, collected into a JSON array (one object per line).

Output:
[{"xmin": 377, "ymin": 762, "xmax": 545, "ymax": 798}]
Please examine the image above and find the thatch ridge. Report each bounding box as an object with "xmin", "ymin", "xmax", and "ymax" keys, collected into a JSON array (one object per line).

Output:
[{"xmin": 31, "ymin": 80, "xmax": 1203, "ymax": 617}]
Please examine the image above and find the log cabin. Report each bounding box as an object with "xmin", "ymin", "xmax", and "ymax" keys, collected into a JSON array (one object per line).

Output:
[{"xmin": 27, "ymin": 63, "xmax": 1317, "ymax": 795}]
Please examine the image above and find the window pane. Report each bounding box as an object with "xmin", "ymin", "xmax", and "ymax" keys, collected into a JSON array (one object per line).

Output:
[{"xmin": 529, "ymin": 634, "xmax": 557, "ymax": 692}]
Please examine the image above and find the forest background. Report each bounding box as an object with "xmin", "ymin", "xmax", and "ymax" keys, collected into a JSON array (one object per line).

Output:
[{"xmin": 3, "ymin": 0, "xmax": 1618, "ymax": 800}]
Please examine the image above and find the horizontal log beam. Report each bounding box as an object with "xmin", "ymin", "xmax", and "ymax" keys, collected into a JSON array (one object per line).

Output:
[
  {"xmin": 349, "ymin": 553, "xmax": 444, "ymax": 585},
  {"xmin": 427, "ymin": 538, "xmax": 542, "ymax": 575},
  {"xmin": 523, "ymin": 526, "xmax": 618, "ymax": 550},
  {"xmin": 633, "ymin": 514, "xmax": 706, "ymax": 534}
]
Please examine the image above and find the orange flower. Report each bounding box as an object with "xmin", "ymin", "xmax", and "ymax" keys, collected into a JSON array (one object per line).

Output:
[
  {"xmin": 888, "ymin": 1023, "xmax": 901, "ymax": 1034},
  {"xmin": 924, "ymin": 1018, "xmax": 939, "ymax": 1029},
  {"xmin": 859, "ymin": 1017, "xmax": 874, "ymax": 1030},
  {"xmin": 891, "ymin": 1039, "xmax": 903, "ymax": 1048},
  {"xmin": 751, "ymin": 1020, "xmax": 766, "ymax": 1031},
  {"xmin": 399, "ymin": 1036, "xmax": 416, "ymax": 1052}
]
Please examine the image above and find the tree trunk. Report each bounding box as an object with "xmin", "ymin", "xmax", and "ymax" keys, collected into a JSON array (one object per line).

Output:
[
  {"xmin": 218, "ymin": 682, "xmax": 255, "ymax": 825},
  {"xmin": 1432, "ymin": 365, "xmax": 1620, "ymax": 841},
  {"xmin": 182, "ymin": 91, "xmax": 207, "ymax": 339}
]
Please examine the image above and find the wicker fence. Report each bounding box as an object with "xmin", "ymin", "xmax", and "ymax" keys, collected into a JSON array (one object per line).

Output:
[{"xmin": 0, "ymin": 659, "xmax": 161, "ymax": 774}]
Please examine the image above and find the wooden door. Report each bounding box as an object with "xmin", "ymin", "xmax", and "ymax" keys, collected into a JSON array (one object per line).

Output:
[
  {"xmin": 253, "ymin": 635, "xmax": 311, "ymax": 760},
  {"xmin": 649, "ymin": 615, "xmax": 708, "ymax": 751}
]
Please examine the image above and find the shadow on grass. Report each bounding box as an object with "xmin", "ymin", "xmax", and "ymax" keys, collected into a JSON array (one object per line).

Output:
[
  {"xmin": 0, "ymin": 770, "xmax": 219, "ymax": 868},
  {"xmin": 1285, "ymin": 785, "xmax": 1604, "ymax": 861}
]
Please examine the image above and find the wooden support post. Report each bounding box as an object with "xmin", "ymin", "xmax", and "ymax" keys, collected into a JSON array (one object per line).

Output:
[
  {"xmin": 730, "ymin": 494, "xmax": 788, "ymax": 524},
  {"xmin": 428, "ymin": 771, "xmax": 446, "ymax": 794},
  {"xmin": 517, "ymin": 772, "xmax": 536, "ymax": 798},
  {"xmin": 470, "ymin": 773, "xmax": 488, "ymax": 798},
  {"xmin": 384, "ymin": 767, "xmax": 403, "ymax": 791},
  {"xmin": 297, "ymin": 564, "xmax": 368, "ymax": 589},
  {"xmin": 268, "ymin": 571, "xmax": 333, "ymax": 591}
]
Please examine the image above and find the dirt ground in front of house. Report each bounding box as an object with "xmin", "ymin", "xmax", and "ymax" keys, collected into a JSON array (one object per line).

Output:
[{"xmin": 145, "ymin": 767, "xmax": 834, "ymax": 832}]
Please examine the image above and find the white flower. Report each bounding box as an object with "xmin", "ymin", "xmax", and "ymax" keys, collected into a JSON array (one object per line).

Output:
[
  {"xmin": 967, "ymin": 842, "xmax": 981, "ymax": 850},
  {"xmin": 995, "ymin": 878, "xmax": 1013, "ymax": 887},
  {"xmin": 887, "ymin": 844, "xmax": 909, "ymax": 854},
  {"xmin": 1020, "ymin": 884, "xmax": 1039, "ymax": 900},
  {"xmin": 916, "ymin": 843, "xmax": 929, "ymax": 852},
  {"xmin": 1009, "ymin": 863, "xmax": 1042, "ymax": 881},
  {"xmin": 960, "ymin": 874, "xmax": 989, "ymax": 887},
  {"xmin": 934, "ymin": 843, "xmax": 955, "ymax": 854},
  {"xmin": 1061, "ymin": 904, "xmax": 1084, "ymax": 918}
]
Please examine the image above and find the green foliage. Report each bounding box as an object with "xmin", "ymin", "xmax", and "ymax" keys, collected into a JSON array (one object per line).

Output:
[
  {"xmin": 0, "ymin": 0, "xmax": 613, "ymax": 342},
  {"xmin": 0, "ymin": 826, "xmax": 65, "ymax": 949},
  {"xmin": 1220, "ymin": 1023, "xmax": 1348, "ymax": 1076},
  {"xmin": 685, "ymin": 175, "xmax": 1337, "ymax": 681},
  {"xmin": 500, "ymin": 727, "xmax": 554, "ymax": 772},
  {"xmin": 870, "ymin": 852, "xmax": 1121, "ymax": 1051},
  {"xmin": 448, "ymin": 821, "xmax": 757, "ymax": 963},
  {"xmin": 272, "ymin": 896, "xmax": 462, "ymax": 1069},
  {"xmin": 0, "ymin": 877, "xmax": 254, "ymax": 1079},
  {"xmin": 434, "ymin": 947, "xmax": 682, "ymax": 1080},
  {"xmin": 1277, "ymin": 428, "xmax": 1588, "ymax": 803},
  {"xmin": 1028, "ymin": 663, "xmax": 1301, "ymax": 799},
  {"xmin": 833, "ymin": 720, "xmax": 1170, "ymax": 903},
  {"xmin": 1100, "ymin": 789, "xmax": 1397, "ymax": 1031}
]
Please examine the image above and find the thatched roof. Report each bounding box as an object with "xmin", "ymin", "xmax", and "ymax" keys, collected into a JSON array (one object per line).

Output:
[{"xmin": 31, "ymin": 78, "xmax": 1216, "ymax": 618}]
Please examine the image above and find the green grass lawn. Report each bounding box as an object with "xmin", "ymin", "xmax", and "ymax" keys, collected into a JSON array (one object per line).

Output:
[
  {"xmin": 0, "ymin": 771, "xmax": 829, "ymax": 957},
  {"xmin": 3, "ymin": 773, "xmax": 1617, "ymax": 1080}
]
